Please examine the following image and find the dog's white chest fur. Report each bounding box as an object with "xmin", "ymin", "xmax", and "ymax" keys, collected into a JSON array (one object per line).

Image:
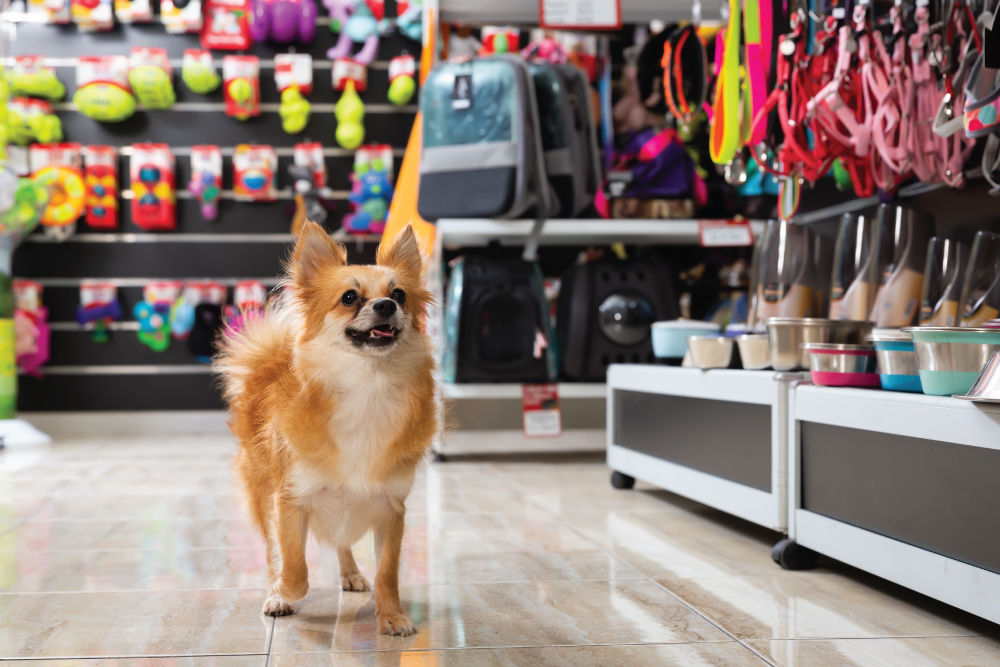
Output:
[{"xmin": 288, "ymin": 359, "xmax": 416, "ymax": 547}]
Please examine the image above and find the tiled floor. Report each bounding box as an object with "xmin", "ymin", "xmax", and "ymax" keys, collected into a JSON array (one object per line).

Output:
[{"xmin": 1, "ymin": 436, "xmax": 999, "ymax": 665}]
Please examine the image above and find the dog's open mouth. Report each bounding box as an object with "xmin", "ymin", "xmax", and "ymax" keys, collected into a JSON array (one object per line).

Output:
[{"xmin": 346, "ymin": 324, "xmax": 400, "ymax": 347}]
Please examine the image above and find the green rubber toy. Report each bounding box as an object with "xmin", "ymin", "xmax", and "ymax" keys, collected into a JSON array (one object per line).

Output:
[
  {"xmin": 279, "ymin": 86, "xmax": 311, "ymax": 135},
  {"xmin": 129, "ymin": 65, "xmax": 176, "ymax": 110},
  {"xmin": 387, "ymin": 75, "xmax": 415, "ymax": 106},
  {"xmin": 0, "ymin": 177, "xmax": 49, "ymax": 236},
  {"xmin": 6, "ymin": 69, "xmax": 66, "ymax": 101},
  {"xmin": 181, "ymin": 61, "xmax": 221, "ymax": 95},
  {"xmin": 6, "ymin": 106, "xmax": 34, "ymax": 145},
  {"xmin": 335, "ymin": 80, "xmax": 365, "ymax": 149},
  {"xmin": 74, "ymin": 82, "xmax": 137, "ymax": 123},
  {"xmin": 27, "ymin": 113, "xmax": 63, "ymax": 144},
  {"xmin": 832, "ymin": 159, "xmax": 852, "ymax": 191}
]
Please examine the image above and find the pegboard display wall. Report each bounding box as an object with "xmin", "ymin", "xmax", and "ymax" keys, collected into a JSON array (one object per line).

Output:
[{"xmin": 11, "ymin": 19, "xmax": 419, "ymax": 410}]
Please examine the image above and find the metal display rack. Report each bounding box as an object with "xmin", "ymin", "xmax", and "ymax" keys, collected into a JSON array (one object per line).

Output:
[
  {"xmin": 606, "ymin": 364, "xmax": 804, "ymax": 531},
  {"xmin": 430, "ymin": 218, "xmax": 766, "ymax": 457}
]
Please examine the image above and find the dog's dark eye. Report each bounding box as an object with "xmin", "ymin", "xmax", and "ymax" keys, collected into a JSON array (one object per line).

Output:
[
  {"xmin": 391, "ymin": 288, "xmax": 406, "ymax": 305},
  {"xmin": 341, "ymin": 290, "xmax": 358, "ymax": 306}
]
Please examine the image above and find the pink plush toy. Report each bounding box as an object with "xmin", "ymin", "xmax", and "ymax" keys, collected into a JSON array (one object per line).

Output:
[
  {"xmin": 325, "ymin": 0, "xmax": 384, "ymax": 64},
  {"xmin": 250, "ymin": 0, "xmax": 318, "ymax": 44}
]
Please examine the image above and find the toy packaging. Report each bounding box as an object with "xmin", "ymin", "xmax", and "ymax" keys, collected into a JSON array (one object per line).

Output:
[
  {"xmin": 387, "ymin": 54, "xmax": 415, "ymax": 105},
  {"xmin": 202, "ymin": 0, "xmax": 253, "ymax": 50},
  {"xmin": 326, "ymin": 0, "xmax": 385, "ymax": 64},
  {"xmin": 223, "ymin": 55, "xmax": 261, "ymax": 120},
  {"xmin": 480, "ymin": 26, "xmax": 520, "ymax": 54},
  {"xmin": 233, "ymin": 144, "xmax": 277, "ymax": 201},
  {"xmin": 162, "ymin": 0, "xmax": 203, "ymax": 33},
  {"xmin": 250, "ymin": 0, "xmax": 318, "ymax": 44},
  {"xmin": 82, "ymin": 145, "xmax": 118, "ymax": 229},
  {"xmin": 29, "ymin": 143, "xmax": 86, "ymax": 240},
  {"xmin": 189, "ymin": 145, "xmax": 223, "ymax": 221},
  {"xmin": 27, "ymin": 0, "xmax": 71, "ymax": 24},
  {"xmin": 76, "ymin": 280, "xmax": 122, "ymax": 343},
  {"xmin": 72, "ymin": 0, "xmax": 114, "ymax": 31},
  {"xmin": 134, "ymin": 280, "xmax": 183, "ymax": 352},
  {"xmin": 332, "ymin": 58, "xmax": 367, "ymax": 92},
  {"xmin": 290, "ymin": 142, "xmax": 327, "ymax": 230},
  {"xmin": 345, "ymin": 143, "xmax": 393, "ymax": 234},
  {"xmin": 74, "ymin": 56, "xmax": 137, "ymax": 123},
  {"xmin": 13, "ymin": 280, "xmax": 49, "ymax": 377},
  {"xmin": 181, "ymin": 49, "xmax": 221, "ymax": 95},
  {"xmin": 183, "ymin": 281, "xmax": 227, "ymax": 361},
  {"xmin": 129, "ymin": 143, "xmax": 176, "ymax": 231},
  {"xmin": 114, "ymin": 0, "xmax": 152, "ymax": 22},
  {"xmin": 7, "ymin": 56, "xmax": 66, "ymax": 101},
  {"xmin": 227, "ymin": 279, "xmax": 266, "ymax": 334},
  {"xmin": 7, "ymin": 98, "xmax": 63, "ymax": 146},
  {"xmin": 129, "ymin": 48, "xmax": 176, "ymax": 110},
  {"xmin": 276, "ymin": 54, "xmax": 313, "ymax": 134}
]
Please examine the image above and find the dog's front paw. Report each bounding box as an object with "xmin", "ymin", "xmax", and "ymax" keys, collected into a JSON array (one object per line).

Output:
[
  {"xmin": 276, "ymin": 577, "xmax": 309, "ymax": 602},
  {"xmin": 341, "ymin": 571, "xmax": 371, "ymax": 592},
  {"xmin": 262, "ymin": 593, "xmax": 294, "ymax": 616},
  {"xmin": 378, "ymin": 610, "xmax": 416, "ymax": 636}
]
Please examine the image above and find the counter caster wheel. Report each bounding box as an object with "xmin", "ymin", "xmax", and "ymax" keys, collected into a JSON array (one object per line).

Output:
[
  {"xmin": 772, "ymin": 538, "xmax": 818, "ymax": 570},
  {"xmin": 610, "ymin": 471, "xmax": 635, "ymax": 490},
  {"xmin": 432, "ymin": 452, "xmax": 448, "ymax": 463}
]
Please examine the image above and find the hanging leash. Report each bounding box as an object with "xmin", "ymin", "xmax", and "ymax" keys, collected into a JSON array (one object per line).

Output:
[{"xmin": 710, "ymin": 0, "xmax": 744, "ymax": 164}]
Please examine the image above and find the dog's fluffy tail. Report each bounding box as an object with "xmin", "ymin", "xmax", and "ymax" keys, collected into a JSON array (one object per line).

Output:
[{"xmin": 214, "ymin": 298, "xmax": 294, "ymax": 446}]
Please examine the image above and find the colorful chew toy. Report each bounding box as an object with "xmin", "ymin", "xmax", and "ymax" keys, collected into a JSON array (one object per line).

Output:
[
  {"xmin": 34, "ymin": 165, "xmax": 86, "ymax": 228},
  {"xmin": 279, "ymin": 85, "xmax": 311, "ymax": 134},
  {"xmin": 335, "ymin": 80, "xmax": 365, "ymax": 149}
]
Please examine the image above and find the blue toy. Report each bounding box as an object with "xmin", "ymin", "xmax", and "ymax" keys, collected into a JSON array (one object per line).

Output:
[
  {"xmin": 325, "ymin": 0, "xmax": 387, "ymax": 64},
  {"xmin": 133, "ymin": 300, "xmax": 171, "ymax": 352},
  {"xmin": 345, "ymin": 165, "xmax": 393, "ymax": 234},
  {"xmin": 395, "ymin": 0, "xmax": 420, "ymax": 42}
]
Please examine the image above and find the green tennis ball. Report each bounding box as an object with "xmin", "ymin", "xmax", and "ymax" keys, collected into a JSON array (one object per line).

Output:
[
  {"xmin": 129, "ymin": 66, "xmax": 176, "ymax": 110},
  {"xmin": 6, "ymin": 108, "xmax": 34, "ymax": 145},
  {"xmin": 336, "ymin": 121, "xmax": 364, "ymax": 150},
  {"xmin": 228, "ymin": 78, "xmax": 253, "ymax": 104},
  {"xmin": 74, "ymin": 82, "xmax": 138, "ymax": 122},
  {"xmin": 182, "ymin": 64, "xmax": 221, "ymax": 95},
  {"xmin": 28, "ymin": 114, "xmax": 63, "ymax": 144},
  {"xmin": 387, "ymin": 75, "xmax": 415, "ymax": 106}
]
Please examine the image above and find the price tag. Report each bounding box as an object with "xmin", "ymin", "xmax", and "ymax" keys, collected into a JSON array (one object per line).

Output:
[
  {"xmin": 539, "ymin": 0, "xmax": 621, "ymax": 30},
  {"xmin": 522, "ymin": 383, "xmax": 561, "ymax": 438},
  {"xmin": 698, "ymin": 219, "xmax": 755, "ymax": 247}
]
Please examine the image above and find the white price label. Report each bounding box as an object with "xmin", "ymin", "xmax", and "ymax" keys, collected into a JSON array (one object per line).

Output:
[
  {"xmin": 698, "ymin": 220, "xmax": 755, "ymax": 247},
  {"xmin": 522, "ymin": 383, "xmax": 562, "ymax": 438},
  {"xmin": 539, "ymin": 0, "xmax": 621, "ymax": 29}
]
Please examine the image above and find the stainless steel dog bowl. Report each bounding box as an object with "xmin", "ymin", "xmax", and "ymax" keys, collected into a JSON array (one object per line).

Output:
[
  {"xmin": 766, "ymin": 318, "xmax": 875, "ymax": 371},
  {"xmin": 737, "ymin": 333, "xmax": 771, "ymax": 369},
  {"xmin": 902, "ymin": 327, "xmax": 1000, "ymax": 395},
  {"xmin": 687, "ymin": 335, "xmax": 734, "ymax": 369},
  {"xmin": 802, "ymin": 343, "xmax": 880, "ymax": 387},
  {"xmin": 956, "ymin": 350, "xmax": 1000, "ymax": 403}
]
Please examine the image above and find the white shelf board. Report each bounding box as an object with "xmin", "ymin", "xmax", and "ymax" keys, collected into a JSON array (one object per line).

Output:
[
  {"xmin": 443, "ymin": 382, "xmax": 606, "ymax": 400},
  {"xmin": 438, "ymin": 428, "xmax": 605, "ymax": 454},
  {"xmin": 608, "ymin": 364, "xmax": 805, "ymax": 405},
  {"xmin": 437, "ymin": 218, "xmax": 766, "ymax": 247},
  {"xmin": 793, "ymin": 384, "xmax": 1000, "ymax": 452}
]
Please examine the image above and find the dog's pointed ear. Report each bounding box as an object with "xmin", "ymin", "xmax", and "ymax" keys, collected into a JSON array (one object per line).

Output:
[
  {"xmin": 377, "ymin": 225, "xmax": 422, "ymax": 276},
  {"xmin": 291, "ymin": 220, "xmax": 346, "ymax": 286}
]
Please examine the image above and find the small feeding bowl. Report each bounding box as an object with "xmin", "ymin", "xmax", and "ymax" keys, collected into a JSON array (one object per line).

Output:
[
  {"xmin": 868, "ymin": 328, "xmax": 921, "ymax": 393},
  {"xmin": 651, "ymin": 320, "xmax": 721, "ymax": 360},
  {"xmin": 802, "ymin": 343, "xmax": 880, "ymax": 388},
  {"xmin": 903, "ymin": 327, "xmax": 1000, "ymax": 396},
  {"xmin": 955, "ymin": 350, "xmax": 1000, "ymax": 403},
  {"xmin": 736, "ymin": 334, "xmax": 771, "ymax": 370},
  {"xmin": 766, "ymin": 318, "xmax": 874, "ymax": 371},
  {"xmin": 687, "ymin": 335, "xmax": 734, "ymax": 369}
]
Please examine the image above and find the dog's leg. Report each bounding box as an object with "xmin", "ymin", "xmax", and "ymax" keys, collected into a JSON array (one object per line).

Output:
[
  {"xmin": 262, "ymin": 493, "xmax": 310, "ymax": 616},
  {"xmin": 373, "ymin": 508, "xmax": 414, "ymax": 636},
  {"xmin": 337, "ymin": 546, "xmax": 371, "ymax": 592}
]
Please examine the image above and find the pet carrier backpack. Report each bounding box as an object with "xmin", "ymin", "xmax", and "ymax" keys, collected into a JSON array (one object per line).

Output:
[
  {"xmin": 558, "ymin": 257, "xmax": 680, "ymax": 381},
  {"xmin": 418, "ymin": 56, "xmax": 554, "ymax": 221},
  {"xmin": 442, "ymin": 256, "xmax": 557, "ymax": 383},
  {"xmin": 527, "ymin": 61, "xmax": 584, "ymax": 217},
  {"xmin": 556, "ymin": 64, "xmax": 603, "ymax": 210}
]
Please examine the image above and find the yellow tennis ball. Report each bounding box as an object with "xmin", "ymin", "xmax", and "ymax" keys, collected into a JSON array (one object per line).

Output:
[{"xmin": 228, "ymin": 78, "xmax": 253, "ymax": 104}]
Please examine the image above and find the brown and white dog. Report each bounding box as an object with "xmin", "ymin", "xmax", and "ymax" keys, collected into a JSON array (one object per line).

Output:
[{"xmin": 216, "ymin": 221, "xmax": 436, "ymax": 636}]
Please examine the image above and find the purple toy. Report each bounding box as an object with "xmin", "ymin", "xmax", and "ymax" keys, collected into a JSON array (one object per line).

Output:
[
  {"xmin": 250, "ymin": 0, "xmax": 318, "ymax": 44},
  {"xmin": 325, "ymin": 0, "xmax": 383, "ymax": 64}
]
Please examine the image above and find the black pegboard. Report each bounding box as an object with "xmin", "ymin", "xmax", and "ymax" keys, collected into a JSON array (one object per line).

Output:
[{"xmin": 13, "ymin": 18, "xmax": 418, "ymax": 411}]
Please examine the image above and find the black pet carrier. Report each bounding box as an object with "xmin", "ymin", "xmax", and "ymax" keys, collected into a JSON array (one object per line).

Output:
[
  {"xmin": 557, "ymin": 257, "xmax": 680, "ymax": 381},
  {"xmin": 442, "ymin": 256, "xmax": 557, "ymax": 383}
]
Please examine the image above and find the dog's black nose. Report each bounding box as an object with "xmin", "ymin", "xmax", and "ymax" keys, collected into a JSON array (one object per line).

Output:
[{"xmin": 372, "ymin": 299, "xmax": 397, "ymax": 317}]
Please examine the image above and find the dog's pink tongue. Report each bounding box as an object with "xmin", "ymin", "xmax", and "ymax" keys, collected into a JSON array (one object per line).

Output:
[{"xmin": 370, "ymin": 328, "xmax": 395, "ymax": 339}]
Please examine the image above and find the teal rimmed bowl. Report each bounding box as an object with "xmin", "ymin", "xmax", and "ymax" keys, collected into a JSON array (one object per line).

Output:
[{"xmin": 902, "ymin": 327, "xmax": 1000, "ymax": 396}]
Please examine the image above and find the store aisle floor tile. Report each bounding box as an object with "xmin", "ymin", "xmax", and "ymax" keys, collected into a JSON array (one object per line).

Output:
[{"xmin": 1, "ymin": 436, "xmax": 999, "ymax": 663}]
